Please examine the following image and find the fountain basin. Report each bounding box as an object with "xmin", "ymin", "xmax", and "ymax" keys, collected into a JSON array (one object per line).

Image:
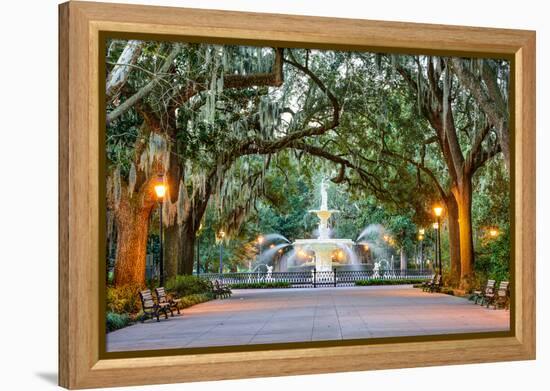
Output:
[{"xmin": 293, "ymin": 238, "xmax": 355, "ymax": 271}]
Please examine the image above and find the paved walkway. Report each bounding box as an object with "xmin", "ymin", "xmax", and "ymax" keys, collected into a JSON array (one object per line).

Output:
[{"xmin": 106, "ymin": 286, "xmax": 509, "ymax": 352}]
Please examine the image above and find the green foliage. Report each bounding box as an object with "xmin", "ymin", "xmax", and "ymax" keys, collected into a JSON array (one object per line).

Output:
[
  {"xmin": 355, "ymin": 278, "xmax": 427, "ymax": 286},
  {"xmin": 165, "ymin": 275, "xmax": 213, "ymax": 297},
  {"xmin": 385, "ymin": 213, "xmax": 418, "ymax": 255},
  {"xmin": 106, "ymin": 40, "xmax": 511, "ymax": 285},
  {"xmin": 106, "ymin": 284, "xmax": 142, "ymax": 314},
  {"xmin": 472, "ymin": 156, "xmax": 510, "ymax": 283},
  {"xmin": 256, "ymin": 176, "xmax": 318, "ymax": 241},
  {"xmin": 230, "ymin": 281, "xmax": 291, "ymax": 289},
  {"xmin": 106, "ymin": 312, "xmax": 131, "ymax": 332},
  {"xmin": 475, "ymin": 225, "xmax": 510, "ymax": 282}
]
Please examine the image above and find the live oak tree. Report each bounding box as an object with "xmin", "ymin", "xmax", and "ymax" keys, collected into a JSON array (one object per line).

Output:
[
  {"xmin": 106, "ymin": 40, "xmax": 510, "ymax": 289},
  {"xmin": 107, "ymin": 42, "xmax": 286, "ymax": 285},
  {"xmin": 107, "ymin": 43, "xmax": 341, "ymax": 286},
  {"xmin": 290, "ymin": 52, "xmax": 507, "ymax": 286},
  {"xmin": 393, "ymin": 56, "xmax": 504, "ymax": 287}
]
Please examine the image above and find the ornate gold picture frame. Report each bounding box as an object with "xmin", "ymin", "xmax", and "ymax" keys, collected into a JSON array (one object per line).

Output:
[{"xmin": 59, "ymin": 1, "xmax": 535, "ymax": 388}]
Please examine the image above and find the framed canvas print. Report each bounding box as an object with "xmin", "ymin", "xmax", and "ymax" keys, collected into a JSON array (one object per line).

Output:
[{"xmin": 59, "ymin": 1, "xmax": 536, "ymax": 389}]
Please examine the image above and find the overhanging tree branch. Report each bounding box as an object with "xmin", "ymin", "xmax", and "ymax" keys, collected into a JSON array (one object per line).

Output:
[
  {"xmin": 107, "ymin": 44, "xmax": 183, "ymax": 125},
  {"xmin": 106, "ymin": 40, "xmax": 144, "ymax": 101},
  {"xmin": 449, "ymin": 58, "xmax": 509, "ymax": 171},
  {"xmin": 382, "ymin": 149, "xmax": 447, "ymax": 198},
  {"xmin": 288, "ymin": 141, "xmax": 398, "ymax": 205}
]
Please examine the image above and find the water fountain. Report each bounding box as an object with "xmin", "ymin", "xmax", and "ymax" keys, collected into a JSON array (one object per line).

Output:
[{"xmin": 292, "ymin": 179, "xmax": 356, "ymax": 271}]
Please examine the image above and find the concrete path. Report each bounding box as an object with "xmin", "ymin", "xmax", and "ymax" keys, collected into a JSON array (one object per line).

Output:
[{"xmin": 106, "ymin": 286, "xmax": 509, "ymax": 352}]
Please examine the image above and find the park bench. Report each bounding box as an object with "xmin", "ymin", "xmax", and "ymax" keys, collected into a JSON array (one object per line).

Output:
[
  {"xmin": 485, "ymin": 281, "xmax": 509, "ymax": 310},
  {"xmin": 155, "ymin": 287, "xmax": 182, "ymax": 316},
  {"xmin": 423, "ymin": 274, "xmax": 441, "ymax": 293},
  {"xmin": 470, "ymin": 279, "xmax": 495, "ymax": 305},
  {"xmin": 213, "ymin": 279, "xmax": 232, "ymax": 299},
  {"xmin": 429, "ymin": 274, "xmax": 442, "ymax": 292},
  {"xmin": 421, "ymin": 275, "xmax": 436, "ymax": 292},
  {"xmin": 139, "ymin": 289, "xmax": 170, "ymax": 322}
]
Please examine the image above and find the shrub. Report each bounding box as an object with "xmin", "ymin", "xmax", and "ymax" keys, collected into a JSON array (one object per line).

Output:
[
  {"xmin": 475, "ymin": 227, "xmax": 510, "ymax": 284},
  {"xmin": 230, "ymin": 281, "xmax": 291, "ymax": 289},
  {"xmin": 106, "ymin": 284, "xmax": 142, "ymax": 314},
  {"xmin": 165, "ymin": 275, "xmax": 213, "ymax": 297},
  {"xmin": 355, "ymin": 279, "xmax": 427, "ymax": 286},
  {"xmin": 178, "ymin": 293, "xmax": 213, "ymax": 308},
  {"xmin": 106, "ymin": 312, "xmax": 131, "ymax": 332}
]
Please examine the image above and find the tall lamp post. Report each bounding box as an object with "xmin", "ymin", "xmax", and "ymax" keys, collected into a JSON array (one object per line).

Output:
[
  {"xmin": 433, "ymin": 205, "xmax": 443, "ymax": 277},
  {"xmin": 218, "ymin": 230, "xmax": 225, "ymax": 274},
  {"xmin": 432, "ymin": 222, "xmax": 439, "ymax": 273},
  {"xmin": 154, "ymin": 176, "xmax": 167, "ymax": 286},
  {"xmin": 418, "ymin": 229, "xmax": 425, "ymax": 272}
]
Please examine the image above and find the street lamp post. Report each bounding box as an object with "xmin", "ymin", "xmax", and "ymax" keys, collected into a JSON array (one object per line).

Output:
[
  {"xmin": 432, "ymin": 222, "xmax": 439, "ymax": 271},
  {"xmin": 418, "ymin": 229, "xmax": 425, "ymax": 272},
  {"xmin": 154, "ymin": 176, "xmax": 167, "ymax": 286},
  {"xmin": 433, "ymin": 205, "xmax": 443, "ymax": 277},
  {"xmin": 218, "ymin": 230, "xmax": 225, "ymax": 274}
]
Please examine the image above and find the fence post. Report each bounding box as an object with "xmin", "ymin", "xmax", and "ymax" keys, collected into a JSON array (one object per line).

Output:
[
  {"xmin": 333, "ymin": 268, "xmax": 337, "ymax": 287},
  {"xmin": 313, "ymin": 268, "xmax": 317, "ymax": 288}
]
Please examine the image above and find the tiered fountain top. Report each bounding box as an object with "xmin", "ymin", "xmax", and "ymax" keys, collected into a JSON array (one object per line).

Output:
[
  {"xmin": 293, "ymin": 179, "xmax": 354, "ymax": 271},
  {"xmin": 308, "ymin": 179, "xmax": 339, "ymax": 239}
]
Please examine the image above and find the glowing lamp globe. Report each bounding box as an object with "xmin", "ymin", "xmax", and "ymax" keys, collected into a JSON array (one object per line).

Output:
[
  {"xmin": 433, "ymin": 205, "xmax": 443, "ymax": 217},
  {"xmin": 154, "ymin": 184, "xmax": 166, "ymax": 199}
]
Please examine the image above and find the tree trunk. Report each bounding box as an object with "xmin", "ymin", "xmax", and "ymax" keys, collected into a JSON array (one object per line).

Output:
[
  {"xmin": 164, "ymin": 224, "xmax": 180, "ymax": 279},
  {"xmin": 162, "ymin": 153, "xmax": 183, "ymax": 279},
  {"xmin": 176, "ymin": 188, "xmax": 211, "ymax": 275},
  {"xmin": 454, "ymin": 175, "xmax": 475, "ymax": 288},
  {"xmin": 114, "ymin": 193, "xmax": 154, "ymax": 286},
  {"xmin": 445, "ymin": 194, "xmax": 461, "ymax": 286},
  {"xmin": 165, "ymin": 219, "xmax": 202, "ymax": 277},
  {"xmin": 178, "ymin": 223, "xmax": 197, "ymax": 275},
  {"xmin": 400, "ymin": 248, "xmax": 407, "ymax": 272}
]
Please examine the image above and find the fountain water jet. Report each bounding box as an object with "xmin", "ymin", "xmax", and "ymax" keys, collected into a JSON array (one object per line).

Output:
[
  {"xmin": 292, "ymin": 179, "xmax": 356, "ymax": 271},
  {"xmin": 259, "ymin": 243, "xmax": 290, "ymax": 264},
  {"xmin": 261, "ymin": 233, "xmax": 291, "ymax": 243},
  {"xmin": 356, "ymin": 224, "xmax": 384, "ymax": 243}
]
